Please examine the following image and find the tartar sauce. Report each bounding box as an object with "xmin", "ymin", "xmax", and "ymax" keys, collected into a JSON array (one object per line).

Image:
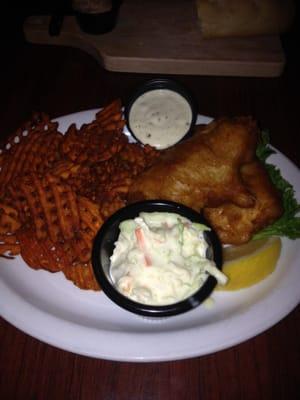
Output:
[
  {"xmin": 128, "ymin": 89, "xmax": 193, "ymax": 149},
  {"xmin": 110, "ymin": 212, "xmax": 227, "ymax": 306}
]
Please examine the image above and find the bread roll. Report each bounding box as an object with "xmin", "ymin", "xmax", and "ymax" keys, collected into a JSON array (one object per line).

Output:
[{"xmin": 196, "ymin": 0, "xmax": 295, "ymax": 38}]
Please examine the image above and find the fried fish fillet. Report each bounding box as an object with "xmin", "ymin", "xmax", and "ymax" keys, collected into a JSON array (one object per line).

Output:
[
  {"xmin": 204, "ymin": 161, "xmax": 283, "ymax": 244},
  {"xmin": 128, "ymin": 117, "xmax": 259, "ymax": 211}
]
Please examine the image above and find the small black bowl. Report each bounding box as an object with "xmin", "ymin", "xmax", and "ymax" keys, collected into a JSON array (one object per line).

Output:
[
  {"xmin": 124, "ymin": 79, "xmax": 198, "ymax": 149},
  {"xmin": 92, "ymin": 200, "xmax": 223, "ymax": 318}
]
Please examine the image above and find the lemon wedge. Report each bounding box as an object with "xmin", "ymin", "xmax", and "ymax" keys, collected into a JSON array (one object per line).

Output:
[{"xmin": 217, "ymin": 237, "xmax": 282, "ymax": 291}]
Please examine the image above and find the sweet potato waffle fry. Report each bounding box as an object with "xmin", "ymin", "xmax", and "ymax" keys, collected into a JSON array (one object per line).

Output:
[
  {"xmin": 61, "ymin": 99, "xmax": 127, "ymax": 163},
  {"xmin": 15, "ymin": 174, "xmax": 77, "ymax": 242},
  {"xmin": 17, "ymin": 228, "xmax": 72, "ymax": 272},
  {"xmin": 0, "ymin": 100, "xmax": 159, "ymax": 290},
  {"xmin": 0, "ymin": 203, "xmax": 20, "ymax": 257},
  {"xmin": 0, "ymin": 113, "xmax": 63, "ymax": 195},
  {"xmin": 63, "ymin": 261, "xmax": 100, "ymax": 291}
]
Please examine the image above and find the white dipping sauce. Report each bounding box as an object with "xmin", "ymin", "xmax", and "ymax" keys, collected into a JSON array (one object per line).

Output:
[{"xmin": 128, "ymin": 89, "xmax": 193, "ymax": 149}]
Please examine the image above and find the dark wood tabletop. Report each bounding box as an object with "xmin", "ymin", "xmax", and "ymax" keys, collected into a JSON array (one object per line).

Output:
[{"xmin": 1, "ymin": 6, "xmax": 299, "ymax": 400}]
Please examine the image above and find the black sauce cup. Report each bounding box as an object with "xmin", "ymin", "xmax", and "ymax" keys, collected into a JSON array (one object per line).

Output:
[
  {"xmin": 92, "ymin": 200, "xmax": 223, "ymax": 318},
  {"xmin": 124, "ymin": 79, "xmax": 198, "ymax": 149}
]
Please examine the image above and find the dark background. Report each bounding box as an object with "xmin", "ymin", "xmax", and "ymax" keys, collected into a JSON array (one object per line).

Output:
[{"xmin": 1, "ymin": 1, "xmax": 299, "ymax": 163}]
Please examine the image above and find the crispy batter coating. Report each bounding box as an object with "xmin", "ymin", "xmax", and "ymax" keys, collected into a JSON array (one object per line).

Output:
[
  {"xmin": 128, "ymin": 117, "xmax": 283, "ymax": 244},
  {"xmin": 128, "ymin": 117, "xmax": 259, "ymax": 210},
  {"xmin": 204, "ymin": 161, "xmax": 283, "ymax": 244}
]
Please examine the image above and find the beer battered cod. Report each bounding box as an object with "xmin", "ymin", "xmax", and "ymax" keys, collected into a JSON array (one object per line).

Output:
[{"xmin": 128, "ymin": 117, "xmax": 283, "ymax": 244}]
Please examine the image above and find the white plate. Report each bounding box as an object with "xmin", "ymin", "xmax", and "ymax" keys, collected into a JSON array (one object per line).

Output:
[{"xmin": 0, "ymin": 110, "xmax": 299, "ymax": 362}]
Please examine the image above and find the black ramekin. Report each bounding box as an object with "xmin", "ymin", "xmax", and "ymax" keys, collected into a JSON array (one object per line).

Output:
[
  {"xmin": 124, "ymin": 79, "xmax": 198, "ymax": 149},
  {"xmin": 92, "ymin": 200, "xmax": 223, "ymax": 318}
]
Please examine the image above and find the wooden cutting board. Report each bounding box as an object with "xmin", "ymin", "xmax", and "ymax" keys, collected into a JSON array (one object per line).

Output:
[{"xmin": 24, "ymin": 0, "xmax": 285, "ymax": 77}]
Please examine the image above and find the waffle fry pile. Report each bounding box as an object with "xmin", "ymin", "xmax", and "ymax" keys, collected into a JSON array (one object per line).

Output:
[{"xmin": 0, "ymin": 100, "xmax": 159, "ymax": 290}]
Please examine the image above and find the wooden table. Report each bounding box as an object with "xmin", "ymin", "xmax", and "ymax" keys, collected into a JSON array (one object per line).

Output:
[{"xmin": 1, "ymin": 21, "xmax": 299, "ymax": 400}]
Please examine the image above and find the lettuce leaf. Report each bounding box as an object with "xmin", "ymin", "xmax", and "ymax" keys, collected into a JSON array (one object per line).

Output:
[{"xmin": 253, "ymin": 130, "xmax": 300, "ymax": 240}]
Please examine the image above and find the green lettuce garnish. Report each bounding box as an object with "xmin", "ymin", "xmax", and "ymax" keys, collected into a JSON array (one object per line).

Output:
[{"xmin": 253, "ymin": 130, "xmax": 300, "ymax": 240}]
